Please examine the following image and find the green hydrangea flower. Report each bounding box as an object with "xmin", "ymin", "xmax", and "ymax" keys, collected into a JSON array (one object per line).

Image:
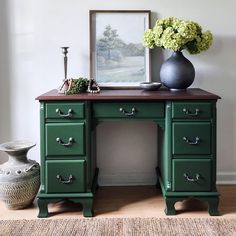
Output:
[
  {"xmin": 143, "ymin": 29, "xmax": 155, "ymax": 49},
  {"xmin": 143, "ymin": 17, "xmax": 213, "ymax": 54}
]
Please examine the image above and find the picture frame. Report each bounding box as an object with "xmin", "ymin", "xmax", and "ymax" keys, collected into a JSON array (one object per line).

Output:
[{"xmin": 89, "ymin": 10, "xmax": 151, "ymax": 89}]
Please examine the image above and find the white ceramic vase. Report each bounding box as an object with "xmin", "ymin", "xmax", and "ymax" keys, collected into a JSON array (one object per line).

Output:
[{"xmin": 0, "ymin": 141, "xmax": 40, "ymax": 209}]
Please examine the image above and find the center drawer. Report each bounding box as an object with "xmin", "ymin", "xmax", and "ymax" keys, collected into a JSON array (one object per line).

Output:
[
  {"xmin": 93, "ymin": 102, "xmax": 164, "ymax": 118},
  {"xmin": 46, "ymin": 123, "xmax": 85, "ymax": 156},
  {"xmin": 45, "ymin": 160, "xmax": 86, "ymax": 193}
]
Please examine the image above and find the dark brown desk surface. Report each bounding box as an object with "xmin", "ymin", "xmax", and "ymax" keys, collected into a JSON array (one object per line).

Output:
[{"xmin": 36, "ymin": 88, "xmax": 221, "ymax": 101}]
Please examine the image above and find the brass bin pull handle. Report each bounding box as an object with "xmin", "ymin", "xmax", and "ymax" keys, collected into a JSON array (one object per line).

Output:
[
  {"xmin": 184, "ymin": 173, "xmax": 200, "ymax": 182},
  {"xmin": 182, "ymin": 108, "xmax": 200, "ymax": 116},
  {"xmin": 119, "ymin": 107, "xmax": 136, "ymax": 116},
  {"xmin": 56, "ymin": 174, "xmax": 73, "ymax": 184},
  {"xmin": 56, "ymin": 137, "xmax": 74, "ymax": 147},
  {"xmin": 183, "ymin": 136, "xmax": 200, "ymax": 145},
  {"xmin": 55, "ymin": 108, "xmax": 73, "ymax": 117}
]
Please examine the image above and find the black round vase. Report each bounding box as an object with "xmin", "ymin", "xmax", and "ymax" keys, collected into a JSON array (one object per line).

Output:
[{"xmin": 160, "ymin": 51, "xmax": 195, "ymax": 90}]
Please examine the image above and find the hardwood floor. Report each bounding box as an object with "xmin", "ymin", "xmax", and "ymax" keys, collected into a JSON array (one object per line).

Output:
[{"xmin": 0, "ymin": 185, "xmax": 235, "ymax": 220}]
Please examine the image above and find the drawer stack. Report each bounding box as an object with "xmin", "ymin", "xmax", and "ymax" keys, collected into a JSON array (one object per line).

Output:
[
  {"xmin": 45, "ymin": 102, "xmax": 87, "ymax": 193},
  {"xmin": 37, "ymin": 101, "xmax": 94, "ymax": 217},
  {"xmin": 171, "ymin": 102, "xmax": 214, "ymax": 192},
  {"xmin": 159, "ymin": 100, "xmax": 219, "ymax": 216}
]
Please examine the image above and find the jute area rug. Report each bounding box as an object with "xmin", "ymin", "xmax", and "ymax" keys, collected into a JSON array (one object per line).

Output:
[{"xmin": 1, "ymin": 218, "xmax": 236, "ymax": 236}]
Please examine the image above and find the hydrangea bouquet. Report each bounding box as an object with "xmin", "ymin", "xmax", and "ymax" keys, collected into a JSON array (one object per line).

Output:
[{"xmin": 144, "ymin": 17, "xmax": 213, "ymax": 54}]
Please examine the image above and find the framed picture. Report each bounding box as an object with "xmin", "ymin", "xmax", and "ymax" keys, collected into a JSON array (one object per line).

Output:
[{"xmin": 89, "ymin": 10, "xmax": 151, "ymax": 88}]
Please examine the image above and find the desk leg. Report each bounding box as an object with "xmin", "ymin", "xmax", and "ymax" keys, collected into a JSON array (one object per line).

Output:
[
  {"xmin": 37, "ymin": 198, "xmax": 61, "ymax": 218},
  {"xmin": 164, "ymin": 197, "xmax": 177, "ymax": 215},
  {"xmin": 74, "ymin": 198, "xmax": 94, "ymax": 217},
  {"xmin": 208, "ymin": 197, "xmax": 219, "ymax": 216},
  {"xmin": 37, "ymin": 198, "xmax": 49, "ymax": 218},
  {"xmin": 196, "ymin": 197, "xmax": 219, "ymax": 216}
]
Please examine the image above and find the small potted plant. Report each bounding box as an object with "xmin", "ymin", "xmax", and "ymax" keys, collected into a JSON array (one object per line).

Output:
[{"xmin": 144, "ymin": 17, "xmax": 213, "ymax": 90}]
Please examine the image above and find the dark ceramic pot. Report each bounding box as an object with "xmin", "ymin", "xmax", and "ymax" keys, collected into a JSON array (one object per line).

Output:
[{"xmin": 160, "ymin": 51, "xmax": 195, "ymax": 90}]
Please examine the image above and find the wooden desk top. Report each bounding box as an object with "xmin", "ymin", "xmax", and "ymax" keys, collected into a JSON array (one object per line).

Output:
[{"xmin": 36, "ymin": 88, "xmax": 221, "ymax": 101}]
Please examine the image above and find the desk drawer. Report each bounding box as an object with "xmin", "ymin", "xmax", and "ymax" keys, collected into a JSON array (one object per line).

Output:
[
  {"xmin": 46, "ymin": 123, "xmax": 85, "ymax": 156},
  {"xmin": 46, "ymin": 102, "xmax": 84, "ymax": 119},
  {"xmin": 93, "ymin": 102, "xmax": 164, "ymax": 118},
  {"xmin": 172, "ymin": 159, "xmax": 211, "ymax": 191},
  {"xmin": 172, "ymin": 122, "xmax": 211, "ymax": 155},
  {"xmin": 46, "ymin": 160, "xmax": 86, "ymax": 193},
  {"xmin": 172, "ymin": 102, "xmax": 212, "ymax": 119}
]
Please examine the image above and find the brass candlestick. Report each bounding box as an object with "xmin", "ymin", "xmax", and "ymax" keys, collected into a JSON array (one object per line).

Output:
[{"xmin": 61, "ymin": 47, "xmax": 69, "ymax": 80}]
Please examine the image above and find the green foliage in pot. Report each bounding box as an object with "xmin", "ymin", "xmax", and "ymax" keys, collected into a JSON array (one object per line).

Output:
[{"xmin": 144, "ymin": 17, "xmax": 213, "ymax": 54}]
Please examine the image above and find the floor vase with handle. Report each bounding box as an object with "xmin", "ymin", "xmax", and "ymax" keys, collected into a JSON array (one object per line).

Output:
[{"xmin": 0, "ymin": 141, "xmax": 40, "ymax": 209}]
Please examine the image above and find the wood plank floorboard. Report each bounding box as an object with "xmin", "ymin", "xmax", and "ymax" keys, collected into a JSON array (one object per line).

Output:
[{"xmin": 0, "ymin": 185, "xmax": 235, "ymax": 219}]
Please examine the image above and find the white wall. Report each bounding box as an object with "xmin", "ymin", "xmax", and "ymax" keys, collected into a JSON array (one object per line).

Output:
[{"xmin": 0, "ymin": 0, "xmax": 236, "ymax": 184}]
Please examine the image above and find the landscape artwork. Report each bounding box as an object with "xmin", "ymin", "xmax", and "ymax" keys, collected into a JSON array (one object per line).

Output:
[{"xmin": 90, "ymin": 11, "xmax": 150, "ymax": 87}]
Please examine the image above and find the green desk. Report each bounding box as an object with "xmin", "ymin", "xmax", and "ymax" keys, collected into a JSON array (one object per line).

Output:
[{"xmin": 36, "ymin": 88, "xmax": 220, "ymax": 217}]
